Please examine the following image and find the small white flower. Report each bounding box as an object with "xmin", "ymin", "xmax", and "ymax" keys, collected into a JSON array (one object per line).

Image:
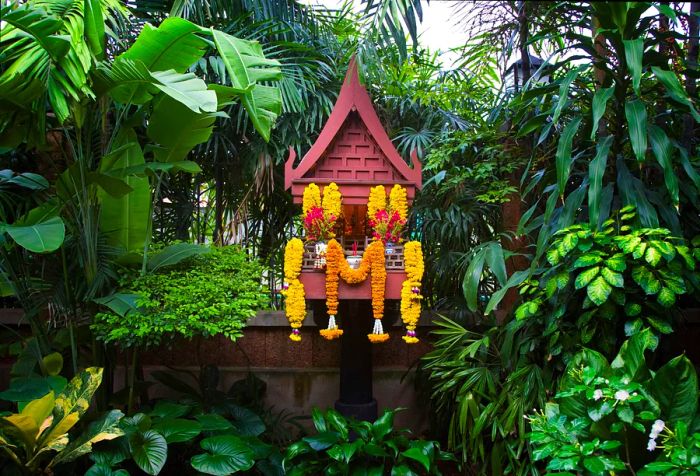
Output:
[
  {"xmin": 614, "ymin": 390, "xmax": 630, "ymax": 401},
  {"xmin": 593, "ymin": 389, "xmax": 603, "ymax": 401},
  {"xmin": 647, "ymin": 439, "xmax": 657, "ymax": 451},
  {"xmin": 605, "ymin": 379, "xmax": 610, "ymax": 384},
  {"xmin": 650, "ymin": 419, "xmax": 665, "ymax": 438},
  {"xmin": 622, "ymin": 378, "xmax": 630, "ymax": 384},
  {"xmin": 652, "ymin": 419, "xmax": 665, "ymax": 433}
]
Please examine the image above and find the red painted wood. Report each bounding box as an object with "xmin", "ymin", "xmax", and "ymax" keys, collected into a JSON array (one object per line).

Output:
[
  {"xmin": 299, "ymin": 270, "xmax": 407, "ymax": 300},
  {"xmin": 284, "ymin": 57, "xmax": 422, "ymax": 201}
]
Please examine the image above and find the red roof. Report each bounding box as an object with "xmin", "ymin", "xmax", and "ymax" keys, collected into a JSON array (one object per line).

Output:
[{"xmin": 285, "ymin": 58, "xmax": 422, "ymax": 205}]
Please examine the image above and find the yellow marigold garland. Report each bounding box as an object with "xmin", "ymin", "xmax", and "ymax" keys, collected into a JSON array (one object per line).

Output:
[
  {"xmin": 282, "ymin": 238, "xmax": 306, "ymax": 341},
  {"xmin": 389, "ymin": 184, "xmax": 408, "ymax": 221},
  {"xmin": 401, "ymin": 241, "xmax": 424, "ymax": 344},
  {"xmin": 321, "ymin": 182, "xmax": 342, "ymax": 221},
  {"xmin": 302, "ymin": 183, "xmax": 321, "ymax": 216},
  {"xmin": 367, "ymin": 185, "xmax": 386, "ymax": 219}
]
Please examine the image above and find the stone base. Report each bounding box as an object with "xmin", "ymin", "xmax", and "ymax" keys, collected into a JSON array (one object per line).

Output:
[{"xmin": 335, "ymin": 398, "xmax": 378, "ymax": 422}]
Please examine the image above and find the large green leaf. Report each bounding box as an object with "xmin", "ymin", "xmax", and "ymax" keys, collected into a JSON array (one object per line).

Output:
[
  {"xmin": 147, "ymin": 95, "xmax": 220, "ymax": 163},
  {"xmin": 0, "ymin": 4, "xmax": 71, "ymax": 106},
  {"xmin": 651, "ymin": 66, "xmax": 700, "ymax": 122},
  {"xmin": 590, "ymin": 87, "xmax": 615, "ymax": 140},
  {"xmin": 130, "ymin": 430, "xmax": 168, "ymax": 475},
  {"xmin": 652, "ymin": 356, "xmax": 698, "ymax": 425},
  {"xmin": 84, "ymin": 0, "xmax": 105, "ymax": 60},
  {"xmin": 555, "ymin": 116, "xmax": 582, "ymax": 197},
  {"xmin": 152, "ymin": 418, "xmax": 201, "ymax": 444},
  {"xmin": 191, "ymin": 435, "xmax": 256, "ymax": 476},
  {"xmin": 120, "ymin": 18, "xmax": 208, "ymax": 73},
  {"xmin": 611, "ymin": 329, "xmax": 657, "ymax": 379},
  {"xmin": 623, "ymin": 39, "xmax": 644, "ymax": 94},
  {"xmin": 98, "ymin": 58, "xmax": 216, "ymax": 113},
  {"xmin": 625, "ymin": 99, "xmax": 647, "ymax": 162},
  {"xmin": 98, "ymin": 130, "xmax": 150, "ymax": 252},
  {"xmin": 4, "ymin": 216, "xmax": 65, "ymax": 253},
  {"xmin": 210, "ymin": 30, "xmax": 282, "ymax": 141},
  {"xmin": 588, "ymin": 135, "xmax": 613, "ymax": 228},
  {"xmin": 52, "ymin": 410, "xmax": 124, "ymax": 465},
  {"xmin": 147, "ymin": 243, "xmax": 210, "ymax": 272},
  {"xmin": 648, "ymin": 125, "xmax": 679, "ymax": 208},
  {"xmin": 616, "ymin": 158, "xmax": 658, "ymax": 227},
  {"xmin": 93, "ymin": 293, "xmax": 141, "ymax": 317},
  {"xmin": 587, "ymin": 275, "xmax": 612, "ymax": 305}
]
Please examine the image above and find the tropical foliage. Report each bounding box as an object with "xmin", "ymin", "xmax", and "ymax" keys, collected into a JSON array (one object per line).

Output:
[{"xmin": 283, "ymin": 408, "xmax": 454, "ymax": 475}]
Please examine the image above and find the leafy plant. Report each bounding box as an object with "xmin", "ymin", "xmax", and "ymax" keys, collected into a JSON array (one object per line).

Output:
[
  {"xmin": 284, "ymin": 408, "xmax": 454, "ymax": 475},
  {"xmin": 528, "ymin": 329, "xmax": 700, "ymax": 474},
  {"xmin": 513, "ymin": 208, "xmax": 699, "ymax": 358},
  {"xmin": 92, "ymin": 246, "xmax": 267, "ymax": 348},
  {"xmin": 88, "ymin": 399, "xmax": 281, "ymax": 476},
  {"xmin": 0, "ymin": 368, "xmax": 123, "ymax": 475}
]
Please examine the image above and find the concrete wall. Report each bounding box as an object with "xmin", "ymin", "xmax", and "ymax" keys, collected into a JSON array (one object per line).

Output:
[{"xmin": 138, "ymin": 311, "xmax": 435, "ymax": 432}]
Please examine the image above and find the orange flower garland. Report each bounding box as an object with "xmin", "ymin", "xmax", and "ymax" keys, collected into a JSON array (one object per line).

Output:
[
  {"xmin": 368, "ymin": 240, "xmax": 388, "ymax": 343},
  {"xmin": 322, "ymin": 239, "xmax": 388, "ymax": 342},
  {"xmin": 322, "ymin": 239, "xmax": 343, "ymax": 340},
  {"xmin": 282, "ymin": 238, "xmax": 306, "ymax": 341},
  {"xmin": 400, "ymin": 241, "xmax": 424, "ymax": 344}
]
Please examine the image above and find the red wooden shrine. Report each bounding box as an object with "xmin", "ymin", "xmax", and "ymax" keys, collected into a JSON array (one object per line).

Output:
[{"xmin": 285, "ymin": 58, "xmax": 423, "ymax": 300}]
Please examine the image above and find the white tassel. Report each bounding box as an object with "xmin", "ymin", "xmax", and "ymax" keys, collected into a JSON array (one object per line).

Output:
[
  {"xmin": 327, "ymin": 315, "xmax": 337, "ymax": 330},
  {"xmin": 372, "ymin": 319, "xmax": 384, "ymax": 335}
]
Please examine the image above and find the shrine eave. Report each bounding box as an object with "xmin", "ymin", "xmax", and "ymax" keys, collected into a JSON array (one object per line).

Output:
[{"xmin": 284, "ymin": 57, "xmax": 422, "ymax": 192}]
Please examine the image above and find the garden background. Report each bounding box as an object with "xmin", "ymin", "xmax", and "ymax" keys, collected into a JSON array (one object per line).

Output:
[{"xmin": 1, "ymin": 1, "xmax": 700, "ymax": 475}]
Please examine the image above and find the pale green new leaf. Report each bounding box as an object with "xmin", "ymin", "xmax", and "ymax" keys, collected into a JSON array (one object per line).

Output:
[{"xmin": 587, "ymin": 276, "xmax": 612, "ymax": 305}]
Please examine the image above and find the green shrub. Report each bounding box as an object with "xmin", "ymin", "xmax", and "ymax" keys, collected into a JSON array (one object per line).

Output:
[
  {"xmin": 92, "ymin": 246, "xmax": 267, "ymax": 348},
  {"xmin": 515, "ymin": 208, "xmax": 699, "ymax": 359},
  {"xmin": 528, "ymin": 329, "xmax": 700, "ymax": 475},
  {"xmin": 283, "ymin": 408, "xmax": 455, "ymax": 475}
]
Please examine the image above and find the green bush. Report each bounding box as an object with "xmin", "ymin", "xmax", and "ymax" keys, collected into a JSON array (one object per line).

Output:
[
  {"xmin": 92, "ymin": 246, "xmax": 267, "ymax": 348},
  {"xmin": 283, "ymin": 408, "xmax": 455, "ymax": 475}
]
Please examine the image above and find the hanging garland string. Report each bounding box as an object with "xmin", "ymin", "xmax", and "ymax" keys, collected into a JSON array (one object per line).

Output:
[
  {"xmin": 282, "ymin": 238, "xmax": 306, "ymax": 341},
  {"xmin": 401, "ymin": 241, "xmax": 424, "ymax": 344},
  {"xmin": 368, "ymin": 241, "xmax": 388, "ymax": 343},
  {"xmin": 322, "ymin": 239, "xmax": 387, "ymax": 342}
]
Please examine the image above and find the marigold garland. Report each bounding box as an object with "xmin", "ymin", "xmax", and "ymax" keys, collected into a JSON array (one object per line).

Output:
[
  {"xmin": 367, "ymin": 185, "xmax": 387, "ymax": 219},
  {"xmin": 321, "ymin": 183, "xmax": 342, "ymax": 222},
  {"xmin": 389, "ymin": 184, "xmax": 408, "ymax": 221},
  {"xmin": 302, "ymin": 183, "xmax": 321, "ymax": 216},
  {"xmin": 400, "ymin": 241, "xmax": 424, "ymax": 344},
  {"xmin": 282, "ymin": 238, "xmax": 306, "ymax": 341},
  {"xmin": 322, "ymin": 239, "xmax": 387, "ymax": 342}
]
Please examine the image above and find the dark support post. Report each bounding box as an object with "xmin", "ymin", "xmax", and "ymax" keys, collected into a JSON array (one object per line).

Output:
[{"xmin": 335, "ymin": 300, "xmax": 377, "ymax": 421}]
